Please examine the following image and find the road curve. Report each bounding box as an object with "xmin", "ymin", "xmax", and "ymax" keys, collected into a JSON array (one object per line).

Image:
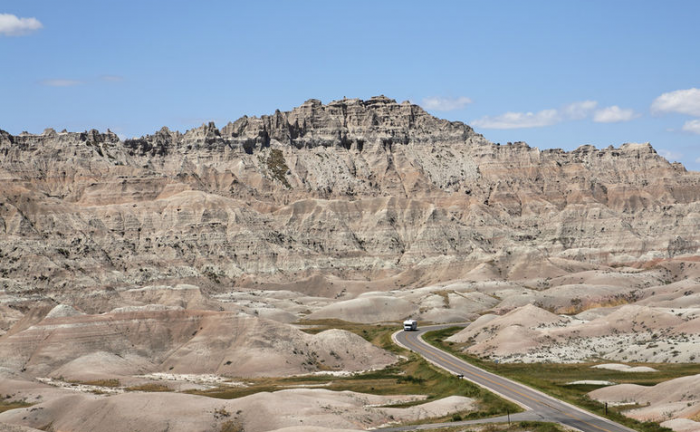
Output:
[{"xmin": 383, "ymin": 325, "xmax": 637, "ymax": 432}]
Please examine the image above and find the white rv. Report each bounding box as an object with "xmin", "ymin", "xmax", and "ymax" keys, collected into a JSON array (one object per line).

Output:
[{"xmin": 403, "ymin": 319, "xmax": 418, "ymax": 331}]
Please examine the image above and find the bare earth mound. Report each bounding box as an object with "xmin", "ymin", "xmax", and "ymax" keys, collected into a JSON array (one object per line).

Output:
[
  {"xmin": 589, "ymin": 373, "xmax": 700, "ymax": 426},
  {"xmin": 0, "ymin": 387, "xmax": 475, "ymax": 432},
  {"xmin": 591, "ymin": 363, "xmax": 657, "ymax": 373},
  {"xmin": 0, "ymin": 308, "xmax": 396, "ymax": 379},
  {"xmin": 305, "ymin": 295, "xmax": 418, "ymax": 323}
]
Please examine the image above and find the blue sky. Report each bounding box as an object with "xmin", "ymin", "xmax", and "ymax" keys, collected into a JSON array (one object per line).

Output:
[{"xmin": 2, "ymin": 1, "xmax": 700, "ymax": 170}]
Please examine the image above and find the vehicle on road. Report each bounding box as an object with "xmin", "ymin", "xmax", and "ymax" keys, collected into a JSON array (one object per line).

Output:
[{"xmin": 403, "ymin": 319, "xmax": 418, "ymax": 331}]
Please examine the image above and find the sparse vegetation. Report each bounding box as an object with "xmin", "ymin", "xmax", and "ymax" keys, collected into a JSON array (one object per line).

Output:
[
  {"xmin": 266, "ymin": 148, "xmax": 290, "ymax": 188},
  {"xmin": 125, "ymin": 383, "xmax": 172, "ymax": 392},
  {"xmin": 0, "ymin": 399, "xmax": 32, "ymax": 413},
  {"xmin": 219, "ymin": 419, "xmax": 244, "ymax": 432},
  {"xmin": 435, "ymin": 290, "xmax": 452, "ymax": 307},
  {"xmin": 213, "ymin": 407, "xmax": 231, "ymax": 418},
  {"xmin": 75, "ymin": 379, "xmax": 120, "ymax": 388},
  {"xmin": 203, "ymin": 267, "xmax": 222, "ymax": 284}
]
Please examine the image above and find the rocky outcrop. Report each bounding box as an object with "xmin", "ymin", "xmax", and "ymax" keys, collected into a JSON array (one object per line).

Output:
[{"xmin": 1, "ymin": 96, "xmax": 700, "ymax": 299}]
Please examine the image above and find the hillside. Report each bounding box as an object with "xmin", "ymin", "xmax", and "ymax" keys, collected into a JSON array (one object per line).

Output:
[{"xmin": 1, "ymin": 96, "xmax": 699, "ymax": 303}]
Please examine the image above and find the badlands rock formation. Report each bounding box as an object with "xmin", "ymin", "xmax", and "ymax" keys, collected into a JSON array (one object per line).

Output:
[{"xmin": 1, "ymin": 96, "xmax": 699, "ymax": 304}]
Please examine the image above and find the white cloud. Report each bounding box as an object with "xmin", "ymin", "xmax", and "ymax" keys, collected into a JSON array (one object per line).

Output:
[
  {"xmin": 471, "ymin": 109, "xmax": 559, "ymax": 129},
  {"xmin": 0, "ymin": 13, "xmax": 42, "ymax": 36},
  {"xmin": 658, "ymin": 149, "xmax": 683, "ymax": 162},
  {"xmin": 471, "ymin": 101, "xmax": 597, "ymax": 129},
  {"xmin": 682, "ymin": 119, "xmax": 700, "ymax": 134},
  {"xmin": 593, "ymin": 106, "xmax": 640, "ymax": 123},
  {"xmin": 561, "ymin": 100, "xmax": 598, "ymax": 120},
  {"xmin": 421, "ymin": 96, "xmax": 472, "ymax": 111},
  {"xmin": 39, "ymin": 79, "xmax": 83, "ymax": 87},
  {"xmin": 651, "ymin": 88, "xmax": 700, "ymax": 117}
]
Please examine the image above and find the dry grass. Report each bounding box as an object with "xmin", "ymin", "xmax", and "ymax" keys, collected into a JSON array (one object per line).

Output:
[
  {"xmin": 125, "ymin": 383, "xmax": 172, "ymax": 392},
  {"xmin": 74, "ymin": 378, "xmax": 120, "ymax": 388},
  {"xmin": 219, "ymin": 419, "xmax": 244, "ymax": 432},
  {"xmin": 559, "ymin": 294, "xmax": 636, "ymax": 315},
  {"xmin": 0, "ymin": 399, "xmax": 33, "ymax": 413}
]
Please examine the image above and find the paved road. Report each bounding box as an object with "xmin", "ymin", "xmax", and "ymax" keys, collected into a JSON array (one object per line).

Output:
[{"xmin": 380, "ymin": 325, "xmax": 638, "ymax": 432}]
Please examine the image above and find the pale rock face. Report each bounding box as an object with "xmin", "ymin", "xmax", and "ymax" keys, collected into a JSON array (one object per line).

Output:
[{"xmin": 0, "ymin": 96, "xmax": 699, "ymax": 301}]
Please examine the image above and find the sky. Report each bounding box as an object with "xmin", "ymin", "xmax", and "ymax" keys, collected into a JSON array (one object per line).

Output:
[{"xmin": 2, "ymin": 0, "xmax": 700, "ymax": 170}]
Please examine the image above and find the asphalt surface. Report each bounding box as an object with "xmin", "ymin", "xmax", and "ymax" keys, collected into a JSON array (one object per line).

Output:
[{"xmin": 379, "ymin": 325, "xmax": 638, "ymax": 432}]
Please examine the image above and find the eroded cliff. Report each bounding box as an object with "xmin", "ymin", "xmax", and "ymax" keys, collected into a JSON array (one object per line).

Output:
[{"xmin": 1, "ymin": 96, "xmax": 699, "ymax": 301}]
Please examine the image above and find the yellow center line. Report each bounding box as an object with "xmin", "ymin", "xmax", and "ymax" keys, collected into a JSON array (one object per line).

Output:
[
  {"xmin": 401, "ymin": 332, "xmax": 623, "ymax": 432},
  {"xmin": 404, "ymin": 335, "xmax": 545, "ymax": 405}
]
